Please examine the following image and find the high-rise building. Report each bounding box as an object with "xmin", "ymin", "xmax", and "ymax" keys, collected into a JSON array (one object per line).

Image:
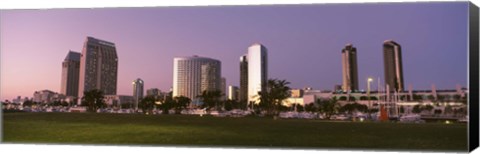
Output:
[
  {"xmin": 341, "ymin": 44, "xmax": 359, "ymax": 92},
  {"xmin": 132, "ymin": 78, "xmax": 144, "ymax": 110},
  {"xmin": 247, "ymin": 43, "xmax": 268, "ymax": 103},
  {"xmin": 200, "ymin": 62, "xmax": 221, "ymax": 92},
  {"xmin": 60, "ymin": 51, "xmax": 81, "ymax": 97},
  {"xmin": 220, "ymin": 77, "xmax": 226, "ymax": 101},
  {"xmin": 383, "ymin": 40, "xmax": 404, "ymax": 92},
  {"xmin": 239, "ymin": 55, "xmax": 248, "ymax": 103},
  {"xmin": 228, "ymin": 85, "xmax": 239, "ymax": 101},
  {"xmin": 146, "ymin": 88, "xmax": 165, "ymax": 100},
  {"xmin": 173, "ymin": 55, "xmax": 221, "ymax": 103},
  {"xmin": 78, "ymin": 37, "xmax": 118, "ymax": 101}
]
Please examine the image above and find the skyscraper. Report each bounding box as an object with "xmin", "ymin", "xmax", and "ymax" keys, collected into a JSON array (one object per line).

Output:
[
  {"xmin": 239, "ymin": 55, "xmax": 248, "ymax": 103},
  {"xmin": 60, "ymin": 51, "xmax": 81, "ymax": 97},
  {"xmin": 132, "ymin": 78, "xmax": 144, "ymax": 110},
  {"xmin": 200, "ymin": 62, "xmax": 221, "ymax": 92},
  {"xmin": 173, "ymin": 56, "xmax": 221, "ymax": 103},
  {"xmin": 220, "ymin": 77, "xmax": 226, "ymax": 101},
  {"xmin": 383, "ymin": 40, "xmax": 404, "ymax": 92},
  {"xmin": 247, "ymin": 43, "xmax": 268, "ymax": 103},
  {"xmin": 341, "ymin": 44, "xmax": 359, "ymax": 92},
  {"xmin": 78, "ymin": 36, "xmax": 118, "ymax": 101}
]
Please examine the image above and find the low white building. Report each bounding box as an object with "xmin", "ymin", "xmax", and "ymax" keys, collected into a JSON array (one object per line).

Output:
[{"xmin": 33, "ymin": 90, "xmax": 65, "ymax": 103}]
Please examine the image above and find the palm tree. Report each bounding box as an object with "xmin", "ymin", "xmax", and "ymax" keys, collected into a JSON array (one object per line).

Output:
[
  {"xmin": 139, "ymin": 96, "xmax": 156, "ymax": 114},
  {"xmin": 173, "ymin": 96, "xmax": 191, "ymax": 114},
  {"xmin": 317, "ymin": 97, "xmax": 340, "ymax": 120},
  {"xmin": 81, "ymin": 89, "xmax": 105, "ymax": 112},
  {"xmin": 197, "ymin": 90, "xmax": 222, "ymax": 111},
  {"xmin": 158, "ymin": 92, "xmax": 174, "ymax": 114},
  {"xmin": 258, "ymin": 79, "xmax": 291, "ymax": 115}
]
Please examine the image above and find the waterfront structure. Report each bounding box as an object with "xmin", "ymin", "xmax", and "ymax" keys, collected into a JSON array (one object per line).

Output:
[
  {"xmin": 285, "ymin": 86, "xmax": 467, "ymax": 109},
  {"xmin": 239, "ymin": 55, "xmax": 249, "ymax": 103},
  {"xmin": 132, "ymin": 78, "xmax": 144, "ymax": 110},
  {"xmin": 78, "ymin": 37, "xmax": 118, "ymax": 102},
  {"xmin": 173, "ymin": 55, "xmax": 221, "ymax": 103},
  {"xmin": 341, "ymin": 44, "xmax": 359, "ymax": 92},
  {"xmin": 247, "ymin": 43, "xmax": 268, "ymax": 103},
  {"xmin": 383, "ymin": 40, "xmax": 404, "ymax": 92},
  {"xmin": 228, "ymin": 86, "xmax": 239, "ymax": 101},
  {"xmin": 60, "ymin": 51, "xmax": 81, "ymax": 97}
]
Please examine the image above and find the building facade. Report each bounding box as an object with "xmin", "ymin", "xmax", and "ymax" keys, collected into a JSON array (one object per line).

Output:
[
  {"xmin": 173, "ymin": 56, "xmax": 221, "ymax": 103},
  {"xmin": 383, "ymin": 40, "xmax": 404, "ymax": 92},
  {"xmin": 247, "ymin": 43, "xmax": 268, "ymax": 103},
  {"xmin": 341, "ymin": 44, "xmax": 359, "ymax": 92},
  {"xmin": 239, "ymin": 55, "xmax": 249, "ymax": 103},
  {"xmin": 220, "ymin": 77, "xmax": 226, "ymax": 101},
  {"xmin": 132, "ymin": 78, "xmax": 144, "ymax": 110},
  {"xmin": 78, "ymin": 36, "xmax": 118, "ymax": 102},
  {"xmin": 104, "ymin": 95, "xmax": 134, "ymax": 108},
  {"xmin": 200, "ymin": 62, "xmax": 221, "ymax": 92},
  {"xmin": 60, "ymin": 51, "xmax": 81, "ymax": 98},
  {"xmin": 146, "ymin": 88, "xmax": 165, "ymax": 99},
  {"xmin": 228, "ymin": 86, "xmax": 239, "ymax": 101},
  {"xmin": 33, "ymin": 90, "xmax": 65, "ymax": 103}
]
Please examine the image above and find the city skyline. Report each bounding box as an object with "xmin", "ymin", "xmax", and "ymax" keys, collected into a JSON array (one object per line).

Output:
[{"xmin": 0, "ymin": 2, "xmax": 469, "ymax": 101}]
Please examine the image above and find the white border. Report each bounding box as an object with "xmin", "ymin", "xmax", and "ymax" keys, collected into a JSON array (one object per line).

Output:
[{"xmin": 1, "ymin": 0, "xmax": 478, "ymax": 154}]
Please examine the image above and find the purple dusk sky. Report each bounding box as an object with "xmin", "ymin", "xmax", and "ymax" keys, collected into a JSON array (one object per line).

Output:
[{"xmin": 0, "ymin": 2, "xmax": 468, "ymax": 101}]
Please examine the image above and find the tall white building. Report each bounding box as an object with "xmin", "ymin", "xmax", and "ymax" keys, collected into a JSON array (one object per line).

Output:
[
  {"xmin": 247, "ymin": 43, "xmax": 268, "ymax": 103},
  {"xmin": 341, "ymin": 44, "xmax": 359, "ymax": 92},
  {"xmin": 132, "ymin": 78, "xmax": 144, "ymax": 110},
  {"xmin": 173, "ymin": 56, "xmax": 221, "ymax": 104}
]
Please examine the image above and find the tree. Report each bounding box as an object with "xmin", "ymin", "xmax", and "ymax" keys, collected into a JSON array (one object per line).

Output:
[
  {"xmin": 427, "ymin": 95, "xmax": 436, "ymax": 102},
  {"xmin": 155, "ymin": 91, "xmax": 174, "ymax": 114},
  {"xmin": 359, "ymin": 96, "xmax": 368, "ymax": 100},
  {"xmin": 224, "ymin": 99, "xmax": 236, "ymax": 111},
  {"xmin": 257, "ymin": 79, "xmax": 291, "ymax": 116},
  {"xmin": 173, "ymin": 96, "xmax": 191, "ymax": 114},
  {"xmin": 412, "ymin": 105, "xmax": 422, "ymax": 113},
  {"xmin": 81, "ymin": 89, "xmax": 105, "ymax": 112},
  {"xmin": 61, "ymin": 101, "xmax": 69, "ymax": 107},
  {"xmin": 52, "ymin": 101, "xmax": 62, "ymax": 107},
  {"xmin": 197, "ymin": 90, "xmax": 222, "ymax": 111},
  {"xmin": 412, "ymin": 94, "xmax": 423, "ymax": 101},
  {"xmin": 304, "ymin": 103, "xmax": 317, "ymax": 112},
  {"xmin": 22, "ymin": 100, "xmax": 34, "ymax": 107},
  {"xmin": 317, "ymin": 97, "xmax": 339, "ymax": 120},
  {"xmin": 425, "ymin": 104, "xmax": 434, "ymax": 112},
  {"xmin": 339, "ymin": 103, "xmax": 367, "ymax": 114},
  {"xmin": 292, "ymin": 103, "xmax": 304, "ymax": 112},
  {"xmin": 139, "ymin": 96, "xmax": 156, "ymax": 114}
]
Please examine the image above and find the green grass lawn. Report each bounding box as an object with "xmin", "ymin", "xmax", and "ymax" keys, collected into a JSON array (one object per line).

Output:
[{"xmin": 2, "ymin": 112, "xmax": 468, "ymax": 152}]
